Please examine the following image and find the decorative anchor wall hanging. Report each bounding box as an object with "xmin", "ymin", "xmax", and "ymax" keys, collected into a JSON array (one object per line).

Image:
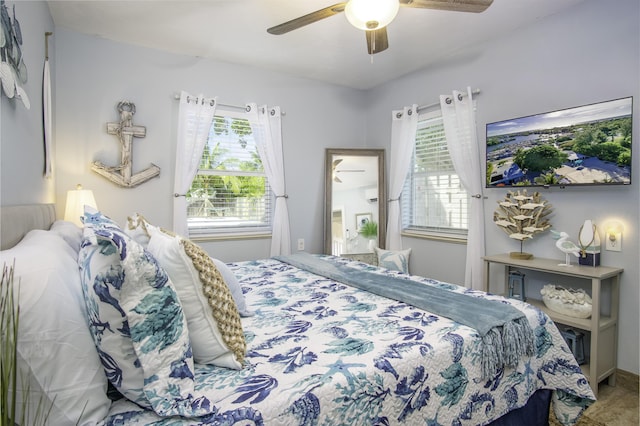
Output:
[{"xmin": 92, "ymin": 101, "xmax": 160, "ymax": 187}]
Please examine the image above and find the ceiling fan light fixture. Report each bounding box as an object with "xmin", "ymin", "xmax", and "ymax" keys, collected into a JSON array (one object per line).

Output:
[{"xmin": 345, "ymin": 0, "xmax": 400, "ymax": 31}]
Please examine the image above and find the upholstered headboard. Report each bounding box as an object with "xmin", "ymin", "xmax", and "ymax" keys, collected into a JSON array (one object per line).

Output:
[{"xmin": 0, "ymin": 204, "xmax": 56, "ymax": 250}]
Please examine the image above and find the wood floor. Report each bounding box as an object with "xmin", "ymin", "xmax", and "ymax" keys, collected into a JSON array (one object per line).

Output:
[{"xmin": 582, "ymin": 370, "xmax": 639, "ymax": 425}]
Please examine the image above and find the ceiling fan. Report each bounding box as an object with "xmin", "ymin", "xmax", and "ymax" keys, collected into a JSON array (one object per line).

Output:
[
  {"xmin": 332, "ymin": 158, "xmax": 365, "ymax": 183},
  {"xmin": 267, "ymin": 0, "xmax": 493, "ymax": 55}
]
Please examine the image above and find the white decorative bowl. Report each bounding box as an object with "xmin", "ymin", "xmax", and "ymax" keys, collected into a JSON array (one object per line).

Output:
[{"xmin": 540, "ymin": 284, "xmax": 592, "ymax": 319}]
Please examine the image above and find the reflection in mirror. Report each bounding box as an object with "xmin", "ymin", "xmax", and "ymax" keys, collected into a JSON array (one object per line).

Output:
[{"xmin": 324, "ymin": 149, "xmax": 386, "ymax": 256}]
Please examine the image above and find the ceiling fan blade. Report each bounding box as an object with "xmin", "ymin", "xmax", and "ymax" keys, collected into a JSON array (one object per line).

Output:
[
  {"xmin": 400, "ymin": 0, "xmax": 493, "ymax": 13},
  {"xmin": 267, "ymin": 3, "xmax": 347, "ymax": 35},
  {"xmin": 366, "ymin": 27, "xmax": 389, "ymax": 55}
]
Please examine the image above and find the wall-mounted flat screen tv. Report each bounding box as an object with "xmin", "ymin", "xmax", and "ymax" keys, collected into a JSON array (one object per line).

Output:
[{"xmin": 486, "ymin": 96, "xmax": 632, "ymax": 188}]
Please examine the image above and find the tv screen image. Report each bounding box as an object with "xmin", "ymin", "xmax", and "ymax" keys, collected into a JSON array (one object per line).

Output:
[{"xmin": 486, "ymin": 97, "xmax": 633, "ymax": 188}]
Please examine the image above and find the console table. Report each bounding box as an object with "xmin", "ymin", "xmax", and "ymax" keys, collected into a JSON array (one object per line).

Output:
[
  {"xmin": 483, "ymin": 253, "xmax": 623, "ymax": 397},
  {"xmin": 341, "ymin": 252, "xmax": 377, "ymax": 266}
]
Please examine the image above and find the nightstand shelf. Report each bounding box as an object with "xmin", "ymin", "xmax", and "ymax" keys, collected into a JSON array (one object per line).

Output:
[
  {"xmin": 483, "ymin": 253, "xmax": 623, "ymax": 397},
  {"xmin": 525, "ymin": 299, "xmax": 616, "ymax": 331}
]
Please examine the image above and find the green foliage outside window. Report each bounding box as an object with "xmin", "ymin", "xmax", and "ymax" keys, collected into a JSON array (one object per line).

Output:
[{"xmin": 188, "ymin": 115, "xmax": 268, "ymax": 223}]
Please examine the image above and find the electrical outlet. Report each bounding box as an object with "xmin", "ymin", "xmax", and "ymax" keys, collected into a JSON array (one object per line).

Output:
[
  {"xmin": 605, "ymin": 232, "xmax": 622, "ymax": 252},
  {"xmin": 297, "ymin": 238, "xmax": 305, "ymax": 251}
]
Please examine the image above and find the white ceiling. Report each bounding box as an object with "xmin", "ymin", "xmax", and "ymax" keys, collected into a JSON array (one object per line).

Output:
[{"xmin": 47, "ymin": 0, "xmax": 586, "ymax": 90}]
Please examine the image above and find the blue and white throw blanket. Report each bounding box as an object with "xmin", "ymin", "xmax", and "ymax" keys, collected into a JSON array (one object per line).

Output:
[{"xmin": 104, "ymin": 256, "xmax": 595, "ymax": 426}]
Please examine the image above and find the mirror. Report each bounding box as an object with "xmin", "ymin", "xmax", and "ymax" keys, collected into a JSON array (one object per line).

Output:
[{"xmin": 324, "ymin": 148, "xmax": 386, "ymax": 256}]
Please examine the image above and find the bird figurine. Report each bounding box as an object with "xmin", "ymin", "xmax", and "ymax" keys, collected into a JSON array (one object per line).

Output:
[{"xmin": 551, "ymin": 230, "xmax": 580, "ymax": 266}]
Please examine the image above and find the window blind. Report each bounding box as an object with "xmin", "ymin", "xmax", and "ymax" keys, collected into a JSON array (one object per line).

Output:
[
  {"xmin": 187, "ymin": 112, "xmax": 272, "ymax": 234},
  {"xmin": 402, "ymin": 112, "xmax": 468, "ymax": 236}
]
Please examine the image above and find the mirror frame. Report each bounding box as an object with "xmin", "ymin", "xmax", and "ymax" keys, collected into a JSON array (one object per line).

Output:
[{"xmin": 324, "ymin": 148, "xmax": 386, "ymax": 255}]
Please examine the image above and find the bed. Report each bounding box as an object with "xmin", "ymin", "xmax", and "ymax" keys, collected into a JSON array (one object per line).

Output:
[{"xmin": 0, "ymin": 204, "xmax": 595, "ymax": 426}]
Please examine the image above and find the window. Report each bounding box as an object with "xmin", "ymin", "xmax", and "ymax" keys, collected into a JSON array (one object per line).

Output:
[
  {"xmin": 401, "ymin": 109, "xmax": 468, "ymax": 239},
  {"xmin": 187, "ymin": 108, "xmax": 272, "ymax": 236}
]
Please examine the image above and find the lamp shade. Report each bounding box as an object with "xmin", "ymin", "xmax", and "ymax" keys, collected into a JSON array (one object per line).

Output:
[
  {"xmin": 64, "ymin": 184, "xmax": 98, "ymax": 226},
  {"xmin": 345, "ymin": 0, "xmax": 399, "ymax": 30}
]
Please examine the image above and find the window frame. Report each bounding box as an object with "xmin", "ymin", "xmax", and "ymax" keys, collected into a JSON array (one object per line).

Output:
[
  {"xmin": 401, "ymin": 108, "xmax": 469, "ymax": 242},
  {"xmin": 186, "ymin": 107, "xmax": 273, "ymax": 239}
]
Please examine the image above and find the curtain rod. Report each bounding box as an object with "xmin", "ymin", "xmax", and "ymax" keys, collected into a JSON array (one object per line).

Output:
[
  {"xmin": 172, "ymin": 93, "xmax": 286, "ymax": 115},
  {"xmin": 416, "ymin": 88, "xmax": 481, "ymax": 113},
  {"xmin": 173, "ymin": 93, "xmax": 248, "ymax": 111}
]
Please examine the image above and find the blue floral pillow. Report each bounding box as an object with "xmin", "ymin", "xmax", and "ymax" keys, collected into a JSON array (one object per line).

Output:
[{"xmin": 79, "ymin": 208, "xmax": 210, "ymax": 417}]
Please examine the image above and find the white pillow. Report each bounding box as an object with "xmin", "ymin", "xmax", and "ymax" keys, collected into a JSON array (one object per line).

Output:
[
  {"xmin": 126, "ymin": 213, "xmax": 251, "ymax": 317},
  {"xmin": 0, "ymin": 229, "xmax": 111, "ymax": 425},
  {"xmin": 124, "ymin": 212, "xmax": 155, "ymax": 247},
  {"xmin": 147, "ymin": 226, "xmax": 246, "ymax": 368},
  {"xmin": 375, "ymin": 247, "xmax": 412, "ymax": 274},
  {"xmin": 212, "ymin": 258, "xmax": 253, "ymax": 317},
  {"xmin": 50, "ymin": 220, "xmax": 83, "ymax": 252}
]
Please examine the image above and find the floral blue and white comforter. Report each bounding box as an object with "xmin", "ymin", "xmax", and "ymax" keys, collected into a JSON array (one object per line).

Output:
[{"xmin": 104, "ymin": 256, "xmax": 594, "ymax": 426}]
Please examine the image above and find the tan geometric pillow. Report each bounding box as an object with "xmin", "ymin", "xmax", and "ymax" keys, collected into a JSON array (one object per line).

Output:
[{"xmin": 179, "ymin": 237, "xmax": 246, "ymax": 365}]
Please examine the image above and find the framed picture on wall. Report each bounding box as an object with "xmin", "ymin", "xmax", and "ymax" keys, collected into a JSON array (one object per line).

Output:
[{"xmin": 355, "ymin": 213, "xmax": 372, "ymax": 232}]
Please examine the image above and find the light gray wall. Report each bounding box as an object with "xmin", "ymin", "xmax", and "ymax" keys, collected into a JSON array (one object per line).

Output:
[
  {"xmin": 52, "ymin": 28, "xmax": 368, "ymax": 261},
  {"xmin": 366, "ymin": 0, "xmax": 639, "ymax": 374},
  {"xmin": 0, "ymin": 1, "xmax": 54, "ymax": 205}
]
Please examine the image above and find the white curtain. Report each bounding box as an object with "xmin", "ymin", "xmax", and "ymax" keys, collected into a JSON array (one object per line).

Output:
[
  {"xmin": 386, "ymin": 105, "xmax": 418, "ymax": 250},
  {"xmin": 43, "ymin": 58, "xmax": 52, "ymax": 178},
  {"xmin": 247, "ymin": 103, "xmax": 291, "ymax": 256},
  {"xmin": 440, "ymin": 87, "xmax": 485, "ymax": 290},
  {"xmin": 172, "ymin": 91, "xmax": 217, "ymax": 236}
]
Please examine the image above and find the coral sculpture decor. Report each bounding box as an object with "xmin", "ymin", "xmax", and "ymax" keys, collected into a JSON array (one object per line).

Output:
[{"xmin": 494, "ymin": 189, "xmax": 552, "ymax": 259}]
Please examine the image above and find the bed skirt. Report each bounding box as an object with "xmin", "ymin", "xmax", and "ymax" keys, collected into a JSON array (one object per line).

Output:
[{"xmin": 490, "ymin": 389, "xmax": 552, "ymax": 426}]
